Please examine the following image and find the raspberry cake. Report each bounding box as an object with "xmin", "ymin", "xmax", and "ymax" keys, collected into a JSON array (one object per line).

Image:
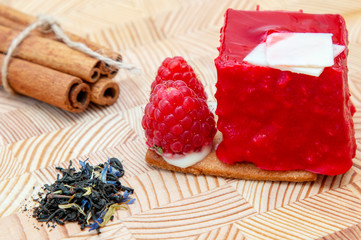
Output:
[
  {"xmin": 215, "ymin": 9, "xmax": 356, "ymax": 175},
  {"xmin": 144, "ymin": 56, "xmax": 317, "ymax": 181},
  {"xmin": 143, "ymin": 10, "xmax": 356, "ymax": 181}
]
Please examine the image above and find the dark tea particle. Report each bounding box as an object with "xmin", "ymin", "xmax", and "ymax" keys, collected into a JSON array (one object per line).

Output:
[{"xmin": 32, "ymin": 158, "xmax": 135, "ymax": 233}]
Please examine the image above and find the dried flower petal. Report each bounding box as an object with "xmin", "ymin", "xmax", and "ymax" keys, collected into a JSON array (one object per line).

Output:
[
  {"xmin": 82, "ymin": 187, "xmax": 92, "ymax": 196},
  {"xmin": 99, "ymin": 204, "xmax": 125, "ymax": 227},
  {"xmin": 126, "ymin": 198, "xmax": 136, "ymax": 205},
  {"xmin": 100, "ymin": 160, "xmax": 110, "ymax": 183},
  {"xmin": 58, "ymin": 203, "xmax": 86, "ymax": 216}
]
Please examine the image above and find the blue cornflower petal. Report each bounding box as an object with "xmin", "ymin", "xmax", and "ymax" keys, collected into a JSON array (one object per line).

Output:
[
  {"xmin": 88, "ymin": 222, "xmax": 99, "ymax": 231},
  {"xmin": 79, "ymin": 160, "xmax": 85, "ymax": 168},
  {"xmin": 108, "ymin": 165, "xmax": 121, "ymax": 177},
  {"xmin": 123, "ymin": 190, "xmax": 130, "ymax": 199},
  {"xmin": 79, "ymin": 158, "xmax": 89, "ymax": 175},
  {"xmin": 81, "ymin": 199, "xmax": 89, "ymax": 209},
  {"xmin": 106, "ymin": 181, "xmax": 117, "ymax": 185},
  {"xmin": 88, "ymin": 218, "xmax": 103, "ymax": 231},
  {"xmin": 126, "ymin": 198, "xmax": 136, "ymax": 205},
  {"xmin": 101, "ymin": 160, "xmax": 110, "ymax": 183},
  {"xmin": 96, "ymin": 217, "xmax": 104, "ymax": 224},
  {"xmin": 108, "ymin": 157, "xmax": 124, "ymax": 177}
]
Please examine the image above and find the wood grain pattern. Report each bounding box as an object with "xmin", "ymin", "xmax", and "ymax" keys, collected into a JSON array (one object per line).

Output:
[
  {"xmin": 236, "ymin": 186, "xmax": 361, "ymax": 239},
  {"xmin": 0, "ymin": 0, "xmax": 361, "ymax": 239},
  {"xmin": 194, "ymin": 223, "xmax": 247, "ymax": 240},
  {"xmin": 122, "ymin": 185, "xmax": 257, "ymax": 239},
  {"xmin": 230, "ymin": 168, "xmax": 361, "ymax": 213}
]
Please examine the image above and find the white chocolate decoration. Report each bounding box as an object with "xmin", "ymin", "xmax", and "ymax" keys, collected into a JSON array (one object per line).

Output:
[
  {"xmin": 243, "ymin": 33, "xmax": 345, "ymax": 77},
  {"xmin": 162, "ymin": 144, "xmax": 212, "ymax": 168},
  {"xmin": 275, "ymin": 65, "xmax": 324, "ymax": 77},
  {"xmin": 266, "ymin": 33, "xmax": 334, "ymax": 67},
  {"xmin": 333, "ymin": 44, "xmax": 346, "ymax": 57},
  {"xmin": 243, "ymin": 43, "xmax": 269, "ymax": 67}
]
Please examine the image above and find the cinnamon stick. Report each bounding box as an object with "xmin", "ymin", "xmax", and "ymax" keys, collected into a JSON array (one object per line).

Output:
[
  {"xmin": 0, "ymin": 54, "xmax": 90, "ymax": 113},
  {"xmin": 0, "ymin": 25, "xmax": 101, "ymax": 83},
  {"xmin": 0, "ymin": 15, "xmax": 23, "ymax": 31},
  {"xmin": 105, "ymin": 65, "xmax": 119, "ymax": 78},
  {"xmin": 90, "ymin": 78, "xmax": 119, "ymax": 106},
  {"xmin": 0, "ymin": 4, "xmax": 122, "ymax": 77},
  {"xmin": 0, "ymin": 4, "xmax": 34, "ymax": 26}
]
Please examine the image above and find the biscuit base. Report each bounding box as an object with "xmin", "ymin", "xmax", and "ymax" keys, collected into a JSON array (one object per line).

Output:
[
  {"xmin": 146, "ymin": 149, "xmax": 317, "ymax": 182},
  {"xmin": 145, "ymin": 133, "xmax": 317, "ymax": 182}
]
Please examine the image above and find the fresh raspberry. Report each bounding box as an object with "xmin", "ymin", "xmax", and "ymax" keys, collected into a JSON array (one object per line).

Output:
[
  {"xmin": 142, "ymin": 80, "xmax": 216, "ymax": 156},
  {"xmin": 151, "ymin": 56, "xmax": 207, "ymax": 100}
]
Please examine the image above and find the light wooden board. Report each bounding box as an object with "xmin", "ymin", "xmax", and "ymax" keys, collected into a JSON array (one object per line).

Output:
[{"xmin": 0, "ymin": 0, "xmax": 361, "ymax": 239}]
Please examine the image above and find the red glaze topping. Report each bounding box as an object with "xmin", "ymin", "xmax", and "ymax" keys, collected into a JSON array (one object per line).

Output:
[
  {"xmin": 218, "ymin": 9, "xmax": 347, "ymax": 64},
  {"xmin": 215, "ymin": 9, "xmax": 356, "ymax": 175}
]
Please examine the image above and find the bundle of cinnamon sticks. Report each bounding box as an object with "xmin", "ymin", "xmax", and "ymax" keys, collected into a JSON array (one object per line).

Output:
[{"xmin": 0, "ymin": 4, "xmax": 121, "ymax": 113}]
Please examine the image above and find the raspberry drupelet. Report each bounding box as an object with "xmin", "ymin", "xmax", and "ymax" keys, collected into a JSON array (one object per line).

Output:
[
  {"xmin": 151, "ymin": 56, "xmax": 207, "ymax": 100},
  {"xmin": 142, "ymin": 80, "xmax": 216, "ymax": 158}
]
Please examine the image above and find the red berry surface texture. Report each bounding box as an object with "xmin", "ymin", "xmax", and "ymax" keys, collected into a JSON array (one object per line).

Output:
[
  {"xmin": 143, "ymin": 78, "xmax": 216, "ymax": 157},
  {"xmin": 152, "ymin": 56, "xmax": 207, "ymax": 100}
]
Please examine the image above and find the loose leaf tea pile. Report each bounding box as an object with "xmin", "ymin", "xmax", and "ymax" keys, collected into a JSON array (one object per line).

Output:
[{"xmin": 32, "ymin": 158, "xmax": 135, "ymax": 233}]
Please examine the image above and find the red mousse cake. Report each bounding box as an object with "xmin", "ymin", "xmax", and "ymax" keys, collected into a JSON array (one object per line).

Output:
[{"xmin": 215, "ymin": 9, "xmax": 356, "ymax": 175}]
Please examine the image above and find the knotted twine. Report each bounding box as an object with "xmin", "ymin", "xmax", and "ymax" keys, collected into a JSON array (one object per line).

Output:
[{"xmin": 1, "ymin": 14, "xmax": 139, "ymax": 95}]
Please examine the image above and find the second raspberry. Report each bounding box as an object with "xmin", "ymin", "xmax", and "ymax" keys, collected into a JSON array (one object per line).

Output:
[{"xmin": 151, "ymin": 56, "xmax": 208, "ymax": 100}]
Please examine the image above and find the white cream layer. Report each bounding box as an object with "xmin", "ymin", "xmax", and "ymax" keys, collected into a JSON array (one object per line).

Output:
[{"xmin": 162, "ymin": 145, "xmax": 212, "ymax": 168}]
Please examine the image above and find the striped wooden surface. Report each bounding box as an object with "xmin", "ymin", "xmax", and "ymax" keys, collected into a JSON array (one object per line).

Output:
[{"xmin": 0, "ymin": 0, "xmax": 361, "ymax": 239}]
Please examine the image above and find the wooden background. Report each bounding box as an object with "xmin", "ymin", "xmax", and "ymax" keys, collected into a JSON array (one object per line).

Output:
[{"xmin": 1, "ymin": 0, "xmax": 361, "ymax": 239}]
